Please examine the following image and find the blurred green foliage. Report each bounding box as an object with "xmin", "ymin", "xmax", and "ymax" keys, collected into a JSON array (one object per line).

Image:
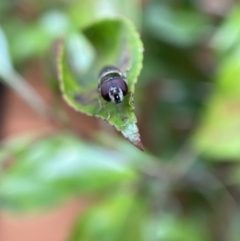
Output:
[{"xmin": 1, "ymin": 0, "xmax": 240, "ymax": 241}]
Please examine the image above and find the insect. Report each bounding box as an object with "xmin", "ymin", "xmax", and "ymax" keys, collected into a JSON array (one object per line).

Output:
[
  {"xmin": 97, "ymin": 65, "xmax": 129, "ymax": 120},
  {"xmin": 98, "ymin": 66, "xmax": 128, "ymax": 103}
]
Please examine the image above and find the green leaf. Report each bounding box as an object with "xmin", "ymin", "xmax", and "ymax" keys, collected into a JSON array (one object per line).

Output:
[
  {"xmin": 8, "ymin": 10, "xmax": 71, "ymax": 63},
  {"xmin": 68, "ymin": 0, "xmax": 141, "ymax": 30},
  {"xmin": 193, "ymin": 52, "xmax": 240, "ymax": 160},
  {"xmin": 149, "ymin": 213, "xmax": 209, "ymax": 241},
  {"xmin": 211, "ymin": 7, "xmax": 240, "ymax": 56},
  {"xmin": 0, "ymin": 134, "xmax": 137, "ymax": 211},
  {"xmin": 69, "ymin": 193, "xmax": 146, "ymax": 241},
  {"xmin": 57, "ymin": 18, "xmax": 144, "ymax": 150},
  {"xmin": 144, "ymin": 2, "xmax": 210, "ymax": 47},
  {"xmin": 193, "ymin": 96, "xmax": 240, "ymax": 160}
]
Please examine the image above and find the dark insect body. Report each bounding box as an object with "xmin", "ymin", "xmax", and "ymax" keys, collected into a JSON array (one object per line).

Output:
[{"xmin": 98, "ymin": 66, "xmax": 128, "ymax": 104}]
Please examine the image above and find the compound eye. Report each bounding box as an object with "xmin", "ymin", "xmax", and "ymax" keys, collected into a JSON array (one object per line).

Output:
[
  {"xmin": 112, "ymin": 78, "xmax": 128, "ymax": 96},
  {"xmin": 100, "ymin": 81, "xmax": 111, "ymax": 101}
]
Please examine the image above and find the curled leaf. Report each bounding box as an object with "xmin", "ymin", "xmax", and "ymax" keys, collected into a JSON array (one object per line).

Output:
[{"xmin": 56, "ymin": 18, "xmax": 144, "ymax": 150}]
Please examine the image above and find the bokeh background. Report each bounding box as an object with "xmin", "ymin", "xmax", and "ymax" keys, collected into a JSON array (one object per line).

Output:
[{"xmin": 1, "ymin": 0, "xmax": 240, "ymax": 240}]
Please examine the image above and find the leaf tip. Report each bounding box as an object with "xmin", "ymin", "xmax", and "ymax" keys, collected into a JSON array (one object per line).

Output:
[
  {"xmin": 121, "ymin": 120, "xmax": 144, "ymax": 151},
  {"xmin": 135, "ymin": 140, "xmax": 144, "ymax": 151}
]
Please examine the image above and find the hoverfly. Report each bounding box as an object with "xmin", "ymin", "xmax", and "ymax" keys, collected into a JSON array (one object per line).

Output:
[{"xmin": 98, "ymin": 65, "xmax": 128, "ymax": 104}]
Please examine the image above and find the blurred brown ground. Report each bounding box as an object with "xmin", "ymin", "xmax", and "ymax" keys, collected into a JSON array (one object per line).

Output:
[{"xmin": 0, "ymin": 199, "xmax": 87, "ymax": 241}]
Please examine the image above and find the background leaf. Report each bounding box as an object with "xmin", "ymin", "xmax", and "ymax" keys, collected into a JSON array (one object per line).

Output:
[
  {"xmin": 148, "ymin": 213, "xmax": 210, "ymax": 241},
  {"xmin": 0, "ymin": 134, "xmax": 137, "ymax": 211},
  {"xmin": 69, "ymin": 193, "xmax": 146, "ymax": 241},
  {"xmin": 143, "ymin": 1, "xmax": 210, "ymax": 47},
  {"xmin": 193, "ymin": 23, "xmax": 240, "ymax": 160},
  {"xmin": 68, "ymin": 0, "xmax": 141, "ymax": 30}
]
